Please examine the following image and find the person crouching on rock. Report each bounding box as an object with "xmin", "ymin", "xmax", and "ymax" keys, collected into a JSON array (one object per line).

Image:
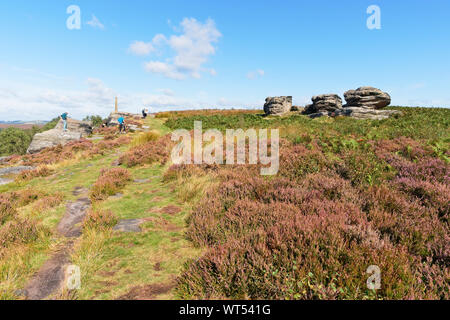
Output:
[
  {"xmin": 118, "ymin": 116, "xmax": 125, "ymax": 134},
  {"xmin": 60, "ymin": 112, "xmax": 68, "ymax": 131}
]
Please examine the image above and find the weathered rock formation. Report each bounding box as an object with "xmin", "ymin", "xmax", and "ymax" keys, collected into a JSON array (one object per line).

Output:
[
  {"xmin": 106, "ymin": 112, "xmax": 140, "ymax": 126},
  {"xmin": 27, "ymin": 130, "xmax": 82, "ymax": 154},
  {"xmin": 27, "ymin": 119, "xmax": 92, "ymax": 154},
  {"xmin": 54, "ymin": 119, "xmax": 92, "ymax": 136},
  {"xmin": 264, "ymin": 96, "xmax": 292, "ymax": 116},
  {"xmin": 303, "ymin": 87, "xmax": 401, "ymax": 120},
  {"xmin": 334, "ymin": 107, "xmax": 402, "ymax": 120},
  {"xmin": 344, "ymin": 87, "xmax": 391, "ymax": 109},
  {"xmin": 310, "ymin": 94, "xmax": 343, "ymax": 113}
]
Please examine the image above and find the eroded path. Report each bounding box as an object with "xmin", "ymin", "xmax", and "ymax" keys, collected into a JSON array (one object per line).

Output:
[{"xmin": 24, "ymin": 195, "xmax": 91, "ymax": 299}]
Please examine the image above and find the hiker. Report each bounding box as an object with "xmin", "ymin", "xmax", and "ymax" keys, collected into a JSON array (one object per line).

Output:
[
  {"xmin": 118, "ymin": 116, "xmax": 126, "ymax": 133},
  {"xmin": 142, "ymin": 108, "xmax": 148, "ymax": 119},
  {"xmin": 60, "ymin": 112, "xmax": 68, "ymax": 131}
]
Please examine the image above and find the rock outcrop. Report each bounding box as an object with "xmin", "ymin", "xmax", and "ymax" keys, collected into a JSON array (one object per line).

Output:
[
  {"xmin": 311, "ymin": 94, "xmax": 343, "ymax": 113},
  {"xmin": 27, "ymin": 119, "xmax": 92, "ymax": 154},
  {"xmin": 54, "ymin": 119, "xmax": 92, "ymax": 137},
  {"xmin": 27, "ymin": 130, "xmax": 82, "ymax": 154},
  {"xmin": 343, "ymin": 87, "xmax": 391, "ymax": 109},
  {"xmin": 106, "ymin": 112, "xmax": 140, "ymax": 126},
  {"xmin": 264, "ymin": 96, "xmax": 292, "ymax": 116},
  {"xmin": 303, "ymin": 87, "xmax": 401, "ymax": 120},
  {"xmin": 334, "ymin": 107, "xmax": 402, "ymax": 120}
]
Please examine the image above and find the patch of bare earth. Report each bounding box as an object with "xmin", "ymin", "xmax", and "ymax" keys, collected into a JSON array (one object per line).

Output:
[{"xmin": 117, "ymin": 281, "xmax": 176, "ymax": 300}]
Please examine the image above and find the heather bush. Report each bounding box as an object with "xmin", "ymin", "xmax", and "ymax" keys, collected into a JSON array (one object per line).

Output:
[
  {"xmin": 83, "ymin": 209, "xmax": 117, "ymax": 230},
  {"xmin": 174, "ymin": 127, "xmax": 449, "ymax": 299},
  {"xmin": 0, "ymin": 218, "xmax": 41, "ymax": 249},
  {"xmin": 15, "ymin": 166, "xmax": 54, "ymax": 182},
  {"xmin": 32, "ymin": 193, "xmax": 65, "ymax": 213},
  {"xmin": 89, "ymin": 168, "xmax": 132, "ymax": 201},
  {"xmin": 119, "ymin": 135, "xmax": 173, "ymax": 167},
  {"xmin": 0, "ymin": 200, "xmax": 17, "ymax": 225}
]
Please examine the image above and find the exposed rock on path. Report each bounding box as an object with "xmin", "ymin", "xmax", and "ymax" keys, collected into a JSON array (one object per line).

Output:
[
  {"xmin": 23, "ymin": 245, "xmax": 72, "ymax": 300},
  {"xmin": 113, "ymin": 219, "xmax": 143, "ymax": 233},
  {"xmin": 24, "ymin": 192, "xmax": 91, "ymax": 299},
  {"xmin": 57, "ymin": 198, "xmax": 91, "ymax": 238}
]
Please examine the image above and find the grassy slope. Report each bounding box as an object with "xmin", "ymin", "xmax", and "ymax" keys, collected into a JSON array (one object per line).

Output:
[
  {"xmin": 1, "ymin": 107, "xmax": 448, "ymax": 300},
  {"xmin": 0, "ymin": 117, "xmax": 201, "ymax": 300}
]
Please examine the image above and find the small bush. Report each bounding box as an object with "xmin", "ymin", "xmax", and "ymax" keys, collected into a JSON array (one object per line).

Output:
[
  {"xmin": 0, "ymin": 218, "xmax": 40, "ymax": 248},
  {"xmin": 83, "ymin": 209, "xmax": 117, "ymax": 230},
  {"xmin": 119, "ymin": 135, "xmax": 173, "ymax": 167},
  {"xmin": 131, "ymin": 131, "xmax": 160, "ymax": 147},
  {"xmin": 15, "ymin": 166, "xmax": 54, "ymax": 182},
  {"xmin": 89, "ymin": 168, "xmax": 132, "ymax": 201},
  {"xmin": 32, "ymin": 193, "xmax": 65, "ymax": 213},
  {"xmin": 0, "ymin": 200, "xmax": 17, "ymax": 225}
]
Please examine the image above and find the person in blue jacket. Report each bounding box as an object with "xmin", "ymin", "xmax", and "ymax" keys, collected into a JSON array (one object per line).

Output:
[
  {"xmin": 118, "ymin": 116, "xmax": 125, "ymax": 133},
  {"xmin": 61, "ymin": 112, "xmax": 68, "ymax": 131}
]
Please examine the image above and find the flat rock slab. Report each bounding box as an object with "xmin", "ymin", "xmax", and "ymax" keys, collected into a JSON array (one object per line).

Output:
[
  {"xmin": 134, "ymin": 179, "xmax": 150, "ymax": 183},
  {"xmin": 110, "ymin": 193, "xmax": 123, "ymax": 199},
  {"xmin": 0, "ymin": 166, "xmax": 34, "ymax": 176},
  {"xmin": 24, "ymin": 248, "xmax": 71, "ymax": 300},
  {"xmin": 113, "ymin": 219, "xmax": 143, "ymax": 233},
  {"xmin": 57, "ymin": 198, "xmax": 91, "ymax": 237},
  {"xmin": 72, "ymin": 186, "xmax": 89, "ymax": 196},
  {"xmin": 0, "ymin": 178, "xmax": 13, "ymax": 186}
]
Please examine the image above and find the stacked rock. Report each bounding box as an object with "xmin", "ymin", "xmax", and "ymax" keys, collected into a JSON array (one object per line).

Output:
[
  {"xmin": 303, "ymin": 94, "xmax": 342, "ymax": 117},
  {"xmin": 264, "ymin": 96, "xmax": 293, "ymax": 116},
  {"xmin": 343, "ymin": 87, "xmax": 391, "ymax": 109}
]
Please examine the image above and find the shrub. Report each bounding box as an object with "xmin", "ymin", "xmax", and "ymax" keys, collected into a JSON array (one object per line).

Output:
[
  {"xmin": 0, "ymin": 200, "xmax": 17, "ymax": 225},
  {"xmin": 0, "ymin": 127, "xmax": 32, "ymax": 156},
  {"xmin": 89, "ymin": 168, "xmax": 132, "ymax": 201},
  {"xmin": 0, "ymin": 218, "xmax": 40, "ymax": 249},
  {"xmin": 119, "ymin": 135, "xmax": 173, "ymax": 167},
  {"xmin": 15, "ymin": 166, "xmax": 54, "ymax": 182},
  {"xmin": 83, "ymin": 209, "xmax": 117, "ymax": 230},
  {"xmin": 131, "ymin": 131, "xmax": 160, "ymax": 147},
  {"xmin": 32, "ymin": 193, "xmax": 65, "ymax": 213}
]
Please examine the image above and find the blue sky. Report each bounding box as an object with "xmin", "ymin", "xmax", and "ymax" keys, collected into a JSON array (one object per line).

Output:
[{"xmin": 0, "ymin": 0, "xmax": 449, "ymax": 120}]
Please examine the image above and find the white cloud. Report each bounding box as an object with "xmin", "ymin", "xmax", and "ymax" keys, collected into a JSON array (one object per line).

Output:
[
  {"xmin": 156, "ymin": 88, "xmax": 175, "ymax": 96},
  {"xmin": 133, "ymin": 18, "xmax": 222, "ymax": 80},
  {"xmin": 87, "ymin": 15, "xmax": 105, "ymax": 30},
  {"xmin": 247, "ymin": 69, "xmax": 265, "ymax": 80},
  {"xmin": 128, "ymin": 41, "xmax": 154, "ymax": 56}
]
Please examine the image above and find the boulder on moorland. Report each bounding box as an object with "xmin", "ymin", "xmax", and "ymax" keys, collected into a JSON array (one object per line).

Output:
[
  {"xmin": 343, "ymin": 87, "xmax": 391, "ymax": 109},
  {"xmin": 264, "ymin": 96, "xmax": 292, "ymax": 116},
  {"xmin": 27, "ymin": 129, "xmax": 82, "ymax": 154}
]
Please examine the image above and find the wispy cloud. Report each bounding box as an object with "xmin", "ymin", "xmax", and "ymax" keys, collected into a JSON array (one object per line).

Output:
[
  {"xmin": 247, "ymin": 69, "xmax": 265, "ymax": 80},
  {"xmin": 87, "ymin": 15, "xmax": 105, "ymax": 30},
  {"xmin": 128, "ymin": 41, "xmax": 155, "ymax": 56},
  {"xmin": 132, "ymin": 18, "xmax": 222, "ymax": 80}
]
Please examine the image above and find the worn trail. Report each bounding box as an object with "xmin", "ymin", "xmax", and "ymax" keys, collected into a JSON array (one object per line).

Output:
[{"xmin": 23, "ymin": 192, "xmax": 91, "ymax": 300}]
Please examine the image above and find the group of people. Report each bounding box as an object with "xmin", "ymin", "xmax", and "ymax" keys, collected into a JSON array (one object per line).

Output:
[{"xmin": 60, "ymin": 108, "xmax": 149, "ymax": 134}]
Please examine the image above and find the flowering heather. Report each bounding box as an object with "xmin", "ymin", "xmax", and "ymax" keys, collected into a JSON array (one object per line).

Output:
[
  {"xmin": 15, "ymin": 166, "xmax": 54, "ymax": 182},
  {"xmin": 119, "ymin": 134, "xmax": 173, "ymax": 167},
  {"xmin": 83, "ymin": 208, "xmax": 117, "ymax": 230},
  {"xmin": 89, "ymin": 168, "xmax": 132, "ymax": 201},
  {"xmin": 174, "ymin": 130, "xmax": 449, "ymax": 299}
]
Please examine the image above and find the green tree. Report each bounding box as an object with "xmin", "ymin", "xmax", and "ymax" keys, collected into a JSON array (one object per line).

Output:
[
  {"xmin": 83, "ymin": 115, "xmax": 104, "ymax": 128},
  {"xmin": 0, "ymin": 127, "xmax": 32, "ymax": 156}
]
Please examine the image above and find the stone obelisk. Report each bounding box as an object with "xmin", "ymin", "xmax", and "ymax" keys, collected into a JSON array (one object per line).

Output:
[{"xmin": 115, "ymin": 97, "xmax": 118, "ymax": 113}]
